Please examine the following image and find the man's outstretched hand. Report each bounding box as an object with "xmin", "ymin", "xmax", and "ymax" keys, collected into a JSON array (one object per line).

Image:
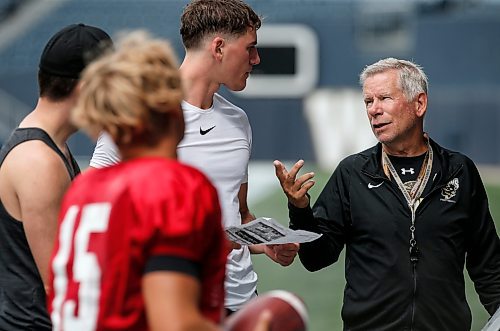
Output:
[{"xmin": 273, "ymin": 160, "xmax": 315, "ymax": 209}]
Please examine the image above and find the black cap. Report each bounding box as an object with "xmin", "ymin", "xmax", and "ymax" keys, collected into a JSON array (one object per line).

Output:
[{"xmin": 39, "ymin": 23, "xmax": 112, "ymax": 79}]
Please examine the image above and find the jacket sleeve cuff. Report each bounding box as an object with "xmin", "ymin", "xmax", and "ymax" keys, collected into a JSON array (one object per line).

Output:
[{"xmin": 288, "ymin": 201, "xmax": 314, "ymax": 229}]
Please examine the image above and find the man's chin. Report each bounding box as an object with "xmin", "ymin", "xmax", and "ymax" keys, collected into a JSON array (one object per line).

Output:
[
  {"xmin": 226, "ymin": 82, "xmax": 247, "ymax": 92},
  {"xmin": 375, "ymin": 134, "xmax": 392, "ymax": 145}
]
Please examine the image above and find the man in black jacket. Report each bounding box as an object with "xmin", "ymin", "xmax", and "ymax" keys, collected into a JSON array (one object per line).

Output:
[{"xmin": 274, "ymin": 58, "xmax": 500, "ymax": 331}]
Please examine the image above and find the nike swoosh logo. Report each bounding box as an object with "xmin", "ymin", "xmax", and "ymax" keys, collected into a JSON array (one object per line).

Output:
[
  {"xmin": 199, "ymin": 126, "xmax": 216, "ymax": 135},
  {"xmin": 367, "ymin": 182, "xmax": 384, "ymax": 189}
]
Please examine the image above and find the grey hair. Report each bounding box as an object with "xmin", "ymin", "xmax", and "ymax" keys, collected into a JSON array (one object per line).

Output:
[{"xmin": 359, "ymin": 58, "xmax": 428, "ymax": 101}]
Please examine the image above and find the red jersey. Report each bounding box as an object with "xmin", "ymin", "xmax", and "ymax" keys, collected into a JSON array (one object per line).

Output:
[{"xmin": 48, "ymin": 158, "xmax": 227, "ymax": 331}]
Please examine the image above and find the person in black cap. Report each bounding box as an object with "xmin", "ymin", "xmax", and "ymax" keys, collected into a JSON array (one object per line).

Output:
[{"xmin": 0, "ymin": 23, "xmax": 111, "ymax": 331}]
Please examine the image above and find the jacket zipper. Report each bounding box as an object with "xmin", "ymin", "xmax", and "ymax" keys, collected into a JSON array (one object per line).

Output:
[
  {"xmin": 411, "ymin": 261, "xmax": 417, "ymax": 331},
  {"xmin": 410, "ymin": 206, "xmax": 417, "ymax": 331},
  {"xmin": 361, "ymin": 162, "xmax": 463, "ymax": 330},
  {"xmin": 409, "ymin": 204, "xmax": 418, "ymax": 331},
  {"xmin": 409, "ymin": 165, "xmax": 462, "ymax": 330},
  {"xmin": 364, "ymin": 170, "xmax": 420, "ymax": 329}
]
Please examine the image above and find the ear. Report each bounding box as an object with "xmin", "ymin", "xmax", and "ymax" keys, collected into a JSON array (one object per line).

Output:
[
  {"xmin": 415, "ymin": 92, "xmax": 427, "ymax": 118},
  {"xmin": 69, "ymin": 81, "xmax": 84, "ymax": 102},
  {"xmin": 74, "ymin": 80, "xmax": 84, "ymax": 94},
  {"xmin": 211, "ymin": 37, "xmax": 224, "ymax": 61}
]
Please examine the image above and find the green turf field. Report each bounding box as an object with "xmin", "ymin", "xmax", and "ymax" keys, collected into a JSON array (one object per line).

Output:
[{"xmin": 251, "ymin": 166, "xmax": 500, "ymax": 331}]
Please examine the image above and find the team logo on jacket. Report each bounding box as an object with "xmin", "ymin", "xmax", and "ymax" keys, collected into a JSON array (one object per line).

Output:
[{"xmin": 440, "ymin": 178, "xmax": 459, "ymax": 203}]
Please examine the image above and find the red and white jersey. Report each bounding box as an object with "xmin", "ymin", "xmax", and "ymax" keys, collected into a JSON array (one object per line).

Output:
[{"xmin": 48, "ymin": 157, "xmax": 227, "ymax": 331}]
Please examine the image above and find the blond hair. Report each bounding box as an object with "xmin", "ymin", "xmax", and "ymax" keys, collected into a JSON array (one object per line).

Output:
[{"xmin": 73, "ymin": 30, "xmax": 183, "ymax": 146}]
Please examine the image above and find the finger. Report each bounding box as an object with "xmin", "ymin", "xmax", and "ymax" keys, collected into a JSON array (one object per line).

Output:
[
  {"xmin": 282, "ymin": 243, "xmax": 300, "ymax": 252},
  {"xmin": 293, "ymin": 172, "xmax": 315, "ymax": 191},
  {"xmin": 277, "ymin": 252, "xmax": 296, "ymax": 259},
  {"xmin": 273, "ymin": 160, "xmax": 289, "ymax": 184},
  {"xmin": 229, "ymin": 241, "xmax": 242, "ymax": 250},
  {"xmin": 276, "ymin": 248, "xmax": 298, "ymax": 258},
  {"xmin": 287, "ymin": 159, "xmax": 305, "ymax": 181},
  {"xmin": 274, "ymin": 244, "xmax": 299, "ymax": 262},
  {"xmin": 296, "ymin": 179, "xmax": 316, "ymax": 196},
  {"xmin": 273, "ymin": 243, "xmax": 299, "ymax": 252},
  {"xmin": 277, "ymin": 255, "xmax": 296, "ymax": 266}
]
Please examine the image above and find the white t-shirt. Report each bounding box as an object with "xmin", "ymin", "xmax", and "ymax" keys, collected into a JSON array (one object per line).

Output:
[
  {"xmin": 89, "ymin": 93, "xmax": 258, "ymax": 310},
  {"xmin": 89, "ymin": 132, "xmax": 120, "ymax": 168}
]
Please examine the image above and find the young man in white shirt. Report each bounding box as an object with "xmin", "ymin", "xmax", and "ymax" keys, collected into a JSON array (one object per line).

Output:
[{"xmin": 89, "ymin": 0, "xmax": 298, "ymax": 315}]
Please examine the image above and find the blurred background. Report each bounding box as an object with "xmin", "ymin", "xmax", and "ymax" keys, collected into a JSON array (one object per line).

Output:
[{"xmin": 0, "ymin": 0, "xmax": 498, "ymax": 330}]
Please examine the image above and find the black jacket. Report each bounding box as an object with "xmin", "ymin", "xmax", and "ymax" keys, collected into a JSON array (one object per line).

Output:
[{"xmin": 290, "ymin": 139, "xmax": 500, "ymax": 331}]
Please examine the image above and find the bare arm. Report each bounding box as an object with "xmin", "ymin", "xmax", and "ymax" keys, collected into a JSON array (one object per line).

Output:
[
  {"xmin": 238, "ymin": 182, "xmax": 255, "ymax": 225},
  {"xmin": 143, "ymin": 271, "xmax": 272, "ymax": 331},
  {"xmin": 143, "ymin": 272, "xmax": 219, "ymax": 331},
  {"xmin": 4, "ymin": 141, "xmax": 71, "ymax": 290}
]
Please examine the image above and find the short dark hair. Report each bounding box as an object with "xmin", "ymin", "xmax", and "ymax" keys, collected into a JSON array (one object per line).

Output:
[
  {"xmin": 180, "ymin": 0, "xmax": 261, "ymax": 50},
  {"xmin": 38, "ymin": 71, "xmax": 78, "ymax": 101}
]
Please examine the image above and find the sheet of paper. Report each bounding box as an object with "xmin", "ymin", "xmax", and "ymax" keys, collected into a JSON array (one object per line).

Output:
[
  {"xmin": 481, "ymin": 305, "xmax": 500, "ymax": 331},
  {"xmin": 225, "ymin": 217, "xmax": 322, "ymax": 245}
]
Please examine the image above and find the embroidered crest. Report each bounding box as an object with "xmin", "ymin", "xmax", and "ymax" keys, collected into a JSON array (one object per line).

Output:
[{"xmin": 441, "ymin": 178, "xmax": 459, "ymax": 203}]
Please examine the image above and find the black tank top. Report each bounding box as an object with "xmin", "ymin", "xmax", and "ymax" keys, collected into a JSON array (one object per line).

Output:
[{"xmin": 0, "ymin": 127, "xmax": 80, "ymax": 331}]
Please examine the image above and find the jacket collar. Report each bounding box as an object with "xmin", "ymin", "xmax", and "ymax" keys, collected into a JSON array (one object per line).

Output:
[{"xmin": 360, "ymin": 137, "xmax": 461, "ymax": 186}]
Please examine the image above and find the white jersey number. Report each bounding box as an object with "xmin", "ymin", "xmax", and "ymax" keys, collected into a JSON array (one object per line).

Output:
[{"xmin": 51, "ymin": 203, "xmax": 111, "ymax": 331}]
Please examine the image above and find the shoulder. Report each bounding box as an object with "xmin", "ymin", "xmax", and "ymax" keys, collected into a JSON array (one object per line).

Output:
[
  {"xmin": 339, "ymin": 145, "xmax": 378, "ymax": 170},
  {"xmin": 432, "ymin": 140, "xmax": 478, "ymax": 172},
  {"xmin": 435, "ymin": 142, "xmax": 470, "ymax": 163},
  {"xmin": 428, "ymin": 140, "xmax": 488, "ymax": 192},
  {"xmin": 124, "ymin": 159, "xmax": 218, "ymax": 197},
  {"xmin": 71, "ymin": 166, "xmax": 102, "ymax": 187},
  {"xmin": 214, "ymin": 93, "xmax": 248, "ymax": 116},
  {"xmin": 90, "ymin": 132, "xmax": 121, "ymax": 168},
  {"xmin": 2, "ymin": 140, "xmax": 71, "ymax": 212},
  {"xmin": 4, "ymin": 139, "xmax": 68, "ymax": 176},
  {"xmin": 324, "ymin": 145, "xmax": 379, "ymax": 186}
]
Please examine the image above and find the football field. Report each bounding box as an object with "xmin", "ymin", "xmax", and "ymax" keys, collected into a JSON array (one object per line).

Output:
[{"xmin": 248, "ymin": 162, "xmax": 500, "ymax": 331}]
